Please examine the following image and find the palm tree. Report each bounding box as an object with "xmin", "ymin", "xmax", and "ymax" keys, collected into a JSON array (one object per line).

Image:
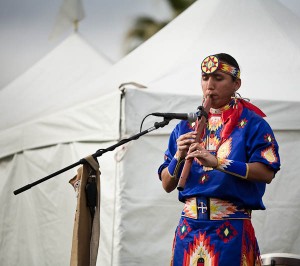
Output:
[{"xmin": 124, "ymin": 0, "xmax": 196, "ymax": 53}]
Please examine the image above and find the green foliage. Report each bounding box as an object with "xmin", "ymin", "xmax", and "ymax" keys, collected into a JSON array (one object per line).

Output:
[
  {"xmin": 168, "ymin": 0, "xmax": 197, "ymax": 16},
  {"xmin": 124, "ymin": 0, "xmax": 196, "ymax": 53}
]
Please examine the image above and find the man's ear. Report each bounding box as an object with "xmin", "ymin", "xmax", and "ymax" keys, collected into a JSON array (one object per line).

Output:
[{"xmin": 234, "ymin": 79, "xmax": 241, "ymax": 91}]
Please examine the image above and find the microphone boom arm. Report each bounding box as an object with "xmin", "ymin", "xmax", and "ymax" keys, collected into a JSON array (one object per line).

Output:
[{"xmin": 13, "ymin": 118, "xmax": 172, "ymax": 195}]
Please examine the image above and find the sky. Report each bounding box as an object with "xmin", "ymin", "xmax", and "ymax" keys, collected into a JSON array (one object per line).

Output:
[
  {"xmin": 1, "ymin": 0, "xmax": 300, "ymax": 90},
  {"xmin": 0, "ymin": 0, "xmax": 172, "ymax": 89}
]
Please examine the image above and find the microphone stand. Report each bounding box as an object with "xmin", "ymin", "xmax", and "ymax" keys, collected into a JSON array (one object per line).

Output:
[{"xmin": 13, "ymin": 118, "xmax": 172, "ymax": 195}]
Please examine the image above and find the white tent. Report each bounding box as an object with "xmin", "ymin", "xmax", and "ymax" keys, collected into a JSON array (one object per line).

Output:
[
  {"xmin": 0, "ymin": 33, "xmax": 115, "ymax": 265},
  {"xmin": 1, "ymin": 0, "xmax": 300, "ymax": 265},
  {"xmin": 0, "ymin": 33, "xmax": 112, "ymax": 131}
]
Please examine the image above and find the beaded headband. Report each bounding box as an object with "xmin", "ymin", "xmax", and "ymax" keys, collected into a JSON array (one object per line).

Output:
[{"xmin": 201, "ymin": 55, "xmax": 240, "ymax": 79}]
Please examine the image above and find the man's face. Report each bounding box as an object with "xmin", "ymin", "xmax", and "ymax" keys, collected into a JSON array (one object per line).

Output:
[{"xmin": 201, "ymin": 70, "xmax": 241, "ymax": 109}]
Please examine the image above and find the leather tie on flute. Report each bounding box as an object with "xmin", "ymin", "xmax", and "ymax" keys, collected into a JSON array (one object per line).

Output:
[{"xmin": 177, "ymin": 95, "xmax": 212, "ymax": 191}]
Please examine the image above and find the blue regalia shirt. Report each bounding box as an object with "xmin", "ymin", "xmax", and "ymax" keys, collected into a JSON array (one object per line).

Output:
[{"xmin": 158, "ymin": 101, "xmax": 281, "ymax": 210}]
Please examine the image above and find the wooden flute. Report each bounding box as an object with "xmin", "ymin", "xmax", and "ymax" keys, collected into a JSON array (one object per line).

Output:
[{"xmin": 177, "ymin": 95, "xmax": 212, "ymax": 191}]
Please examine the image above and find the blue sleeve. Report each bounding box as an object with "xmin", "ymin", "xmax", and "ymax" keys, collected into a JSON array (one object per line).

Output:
[
  {"xmin": 157, "ymin": 121, "xmax": 193, "ymax": 180},
  {"xmin": 157, "ymin": 127, "xmax": 179, "ymax": 180},
  {"xmin": 246, "ymin": 116, "xmax": 281, "ymax": 174}
]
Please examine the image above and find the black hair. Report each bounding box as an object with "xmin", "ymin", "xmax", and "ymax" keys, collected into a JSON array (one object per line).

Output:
[{"xmin": 214, "ymin": 53, "xmax": 240, "ymax": 80}]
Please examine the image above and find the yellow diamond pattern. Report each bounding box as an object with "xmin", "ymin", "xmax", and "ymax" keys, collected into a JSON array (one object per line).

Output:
[{"xmin": 224, "ymin": 228, "xmax": 229, "ymax": 236}]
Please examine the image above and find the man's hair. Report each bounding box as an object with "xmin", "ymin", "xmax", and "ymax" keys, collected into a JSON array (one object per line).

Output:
[{"xmin": 214, "ymin": 53, "xmax": 240, "ymax": 80}]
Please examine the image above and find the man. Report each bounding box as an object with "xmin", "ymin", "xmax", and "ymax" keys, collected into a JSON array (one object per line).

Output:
[{"xmin": 158, "ymin": 53, "xmax": 280, "ymax": 265}]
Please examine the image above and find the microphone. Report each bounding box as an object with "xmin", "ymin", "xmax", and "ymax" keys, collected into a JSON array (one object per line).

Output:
[{"xmin": 151, "ymin": 112, "xmax": 198, "ymax": 123}]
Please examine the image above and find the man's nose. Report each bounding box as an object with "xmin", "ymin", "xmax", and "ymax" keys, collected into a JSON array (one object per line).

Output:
[{"xmin": 206, "ymin": 76, "xmax": 215, "ymax": 90}]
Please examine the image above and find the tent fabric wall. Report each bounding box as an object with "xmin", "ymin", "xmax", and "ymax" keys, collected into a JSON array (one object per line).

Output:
[
  {"xmin": 1, "ymin": 0, "xmax": 300, "ymax": 265},
  {"xmin": 113, "ymin": 135, "xmax": 181, "ymax": 265},
  {"xmin": 123, "ymin": 88, "xmax": 300, "ymax": 133},
  {"xmin": 0, "ymin": 142, "xmax": 118, "ymax": 266},
  {"xmin": 252, "ymin": 131, "xmax": 300, "ymax": 255},
  {"xmin": 0, "ymin": 91, "xmax": 121, "ymax": 159},
  {"xmin": 0, "ymin": 148, "xmax": 75, "ymax": 265}
]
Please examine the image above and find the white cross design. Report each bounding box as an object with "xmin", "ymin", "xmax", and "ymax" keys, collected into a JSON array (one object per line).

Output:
[{"xmin": 198, "ymin": 202, "xmax": 208, "ymax": 214}]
